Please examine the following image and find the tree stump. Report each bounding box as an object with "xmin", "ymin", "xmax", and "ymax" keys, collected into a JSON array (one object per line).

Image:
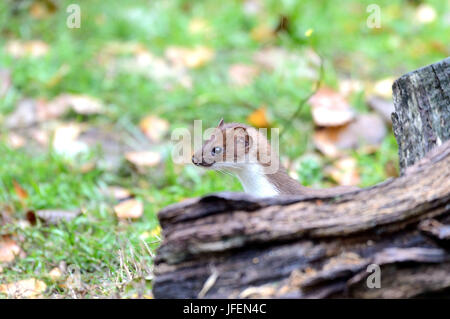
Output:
[
  {"xmin": 392, "ymin": 57, "xmax": 450, "ymax": 174},
  {"xmin": 153, "ymin": 58, "xmax": 450, "ymax": 299}
]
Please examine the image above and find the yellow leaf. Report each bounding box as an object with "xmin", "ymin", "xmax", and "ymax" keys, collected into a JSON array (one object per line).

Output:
[
  {"xmin": 251, "ymin": 24, "xmax": 275, "ymax": 42},
  {"xmin": 165, "ymin": 46, "xmax": 214, "ymax": 69},
  {"xmin": 247, "ymin": 107, "xmax": 270, "ymax": 128},
  {"xmin": 48, "ymin": 267, "xmax": 63, "ymax": 281},
  {"xmin": 150, "ymin": 225, "xmax": 162, "ymax": 237},
  {"xmin": 0, "ymin": 279, "xmax": 46, "ymax": 298},
  {"xmin": 304, "ymin": 28, "xmax": 314, "ymax": 37},
  {"xmin": 188, "ymin": 18, "xmax": 210, "ymax": 35},
  {"xmin": 6, "ymin": 40, "xmax": 49, "ymax": 58},
  {"xmin": 114, "ymin": 199, "xmax": 143, "ymax": 219},
  {"xmin": 139, "ymin": 115, "xmax": 169, "ymax": 142},
  {"xmin": 125, "ymin": 151, "xmax": 162, "ymax": 168}
]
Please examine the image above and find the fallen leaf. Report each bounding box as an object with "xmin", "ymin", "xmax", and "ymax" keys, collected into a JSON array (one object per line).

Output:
[
  {"xmin": 139, "ymin": 115, "xmax": 170, "ymax": 142},
  {"xmin": 114, "ymin": 198, "xmax": 143, "ymax": 219},
  {"xmin": 372, "ymin": 77, "xmax": 394, "ymax": 99},
  {"xmin": 13, "ymin": 180, "xmax": 28, "ymax": 201},
  {"xmin": 48, "ymin": 267, "xmax": 63, "ymax": 281},
  {"xmin": 27, "ymin": 209, "xmax": 81, "ymax": 225},
  {"xmin": 338, "ymin": 78, "xmax": 363, "ymax": 97},
  {"xmin": 326, "ymin": 157, "xmax": 360, "ymax": 186},
  {"xmin": 253, "ymin": 47, "xmax": 320, "ymax": 80},
  {"xmin": 103, "ymin": 186, "xmax": 132, "ymax": 201},
  {"xmin": 38, "ymin": 94, "xmax": 104, "ymax": 119},
  {"xmin": 5, "ymin": 99, "xmax": 39, "ymax": 129},
  {"xmin": 313, "ymin": 114, "xmax": 387, "ymax": 157},
  {"xmin": 6, "ymin": 40, "xmax": 49, "ymax": 58},
  {"xmin": 6, "ymin": 133, "xmax": 26, "ymax": 149},
  {"xmin": 188, "ymin": 18, "xmax": 211, "ymax": 35},
  {"xmin": 247, "ymin": 107, "xmax": 270, "ymax": 128},
  {"xmin": 367, "ymin": 96, "xmax": 395, "ymax": 124},
  {"xmin": 52, "ymin": 123, "xmax": 89, "ymax": 157},
  {"xmin": 304, "ymin": 28, "xmax": 314, "ymax": 37},
  {"xmin": 0, "ymin": 278, "xmax": 46, "ymax": 298},
  {"xmin": 67, "ymin": 95, "xmax": 104, "ymax": 115},
  {"xmin": 251, "ymin": 24, "xmax": 275, "ymax": 42},
  {"xmin": 228, "ymin": 64, "xmax": 259, "ymax": 87},
  {"xmin": 0, "ymin": 236, "xmax": 25, "ymax": 263},
  {"xmin": 165, "ymin": 46, "xmax": 214, "ymax": 69},
  {"xmin": 416, "ymin": 4, "xmax": 437, "ymax": 24},
  {"xmin": 29, "ymin": 0, "xmax": 57, "ymax": 19},
  {"xmin": 0, "ymin": 69, "xmax": 11, "ymax": 98},
  {"xmin": 309, "ymin": 88, "xmax": 355, "ymax": 127},
  {"xmin": 125, "ymin": 151, "xmax": 162, "ymax": 167}
]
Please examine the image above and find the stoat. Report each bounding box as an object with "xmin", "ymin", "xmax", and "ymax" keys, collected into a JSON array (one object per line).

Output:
[{"xmin": 192, "ymin": 119, "xmax": 359, "ymax": 198}]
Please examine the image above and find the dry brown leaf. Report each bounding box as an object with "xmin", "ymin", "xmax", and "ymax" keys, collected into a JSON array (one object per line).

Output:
[
  {"xmin": 48, "ymin": 267, "xmax": 63, "ymax": 281},
  {"xmin": 6, "ymin": 40, "xmax": 49, "ymax": 58},
  {"xmin": 6, "ymin": 133, "xmax": 26, "ymax": 149},
  {"xmin": 103, "ymin": 186, "xmax": 132, "ymax": 201},
  {"xmin": 326, "ymin": 157, "xmax": 360, "ymax": 186},
  {"xmin": 313, "ymin": 114, "xmax": 386, "ymax": 158},
  {"xmin": 228, "ymin": 64, "xmax": 259, "ymax": 87},
  {"xmin": 139, "ymin": 115, "xmax": 170, "ymax": 142},
  {"xmin": 165, "ymin": 46, "xmax": 214, "ymax": 69},
  {"xmin": 309, "ymin": 88, "xmax": 355, "ymax": 127},
  {"xmin": 28, "ymin": 209, "xmax": 81, "ymax": 225},
  {"xmin": 5, "ymin": 99, "xmax": 39, "ymax": 129},
  {"xmin": 114, "ymin": 198, "xmax": 143, "ymax": 219},
  {"xmin": 251, "ymin": 24, "xmax": 275, "ymax": 42},
  {"xmin": 125, "ymin": 151, "xmax": 161, "ymax": 167},
  {"xmin": 0, "ymin": 278, "xmax": 46, "ymax": 298},
  {"xmin": 13, "ymin": 180, "xmax": 28, "ymax": 201},
  {"xmin": 247, "ymin": 107, "xmax": 270, "ymax": 128},
  {"xmin": 0, "ymin": 236, "xmax": 25, "ymax": 263},
  {"xmin": 67, "ymin": 95, "xmax": 104, "ymax": 115},
  {"xmin": 29, "ymin": 0, "xmax": 57, "ymax": 19},
  {"xmin": 38, "ymin": 94, "xmax": 104, "ymax": 119}
]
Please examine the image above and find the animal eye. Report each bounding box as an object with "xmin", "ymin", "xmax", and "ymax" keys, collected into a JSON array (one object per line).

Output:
[{"xmin": 212, "ymin": 146, "xmax": 222, "ymax": 155}]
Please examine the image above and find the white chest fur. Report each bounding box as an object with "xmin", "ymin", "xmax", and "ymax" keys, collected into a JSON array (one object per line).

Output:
[{"xmin": 233, "ymin": 164, "xmax": 279, "ymax": 198}]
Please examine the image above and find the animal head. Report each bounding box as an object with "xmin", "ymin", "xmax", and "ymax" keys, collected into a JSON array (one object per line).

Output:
[{"xmin": 192, "ymin": 119, "xmax": 275, "ymax": 171}]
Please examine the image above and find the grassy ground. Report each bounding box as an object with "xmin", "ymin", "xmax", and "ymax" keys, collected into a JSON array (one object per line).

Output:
[{"xmin": 0, "ymin": 0, "xmax": 448, "ymax": 298}]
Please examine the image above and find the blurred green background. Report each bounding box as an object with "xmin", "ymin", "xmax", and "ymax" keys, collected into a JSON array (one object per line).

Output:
[{"xmin": 0, "ymin": 0, "xmax": 448, "ymax": 298}]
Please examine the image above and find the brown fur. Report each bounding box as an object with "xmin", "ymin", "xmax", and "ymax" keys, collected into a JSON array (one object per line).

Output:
[{"xmin": 193, "ymin": 120, "xmax": 359, "ymax": 196}]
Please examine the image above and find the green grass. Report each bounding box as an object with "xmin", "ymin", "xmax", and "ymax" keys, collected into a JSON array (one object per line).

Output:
[{"xmin": 0, "ymin": 0, "xmax": 448, "ymax": 298}]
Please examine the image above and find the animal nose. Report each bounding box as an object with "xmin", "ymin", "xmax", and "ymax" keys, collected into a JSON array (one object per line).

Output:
[{"xmin": 192, "ymin": 155, "xmax": 198, "ymax": 165}]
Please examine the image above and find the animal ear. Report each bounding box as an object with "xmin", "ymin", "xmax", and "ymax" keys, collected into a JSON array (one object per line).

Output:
[{"xmin": 217, "ymin": 118, "xmax": 224, "ymax": 128}]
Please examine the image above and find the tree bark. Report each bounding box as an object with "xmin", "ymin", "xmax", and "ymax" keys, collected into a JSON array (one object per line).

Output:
[
  {"xmin": 153, "ymin": 58, "xmax": 450, "ymax": 299},
  {"xmin": 392, "ymin": 57, "xmax": 450, "ymax": 174}
]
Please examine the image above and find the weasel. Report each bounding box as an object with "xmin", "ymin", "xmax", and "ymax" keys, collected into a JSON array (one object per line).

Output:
[{"xmin": 192, "ymin": 119, "xmax": 359, "ymax": 198}]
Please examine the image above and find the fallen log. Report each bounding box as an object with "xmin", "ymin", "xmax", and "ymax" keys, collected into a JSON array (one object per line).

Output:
[{"xmin": 153, "ymin": 58, "xmax": 450, "ymax": 298}]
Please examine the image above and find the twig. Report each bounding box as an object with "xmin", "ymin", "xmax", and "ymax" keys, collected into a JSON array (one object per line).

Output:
[{"xmin": 280, "ymin": 53, "xmax": 324, "ymax": 138}]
